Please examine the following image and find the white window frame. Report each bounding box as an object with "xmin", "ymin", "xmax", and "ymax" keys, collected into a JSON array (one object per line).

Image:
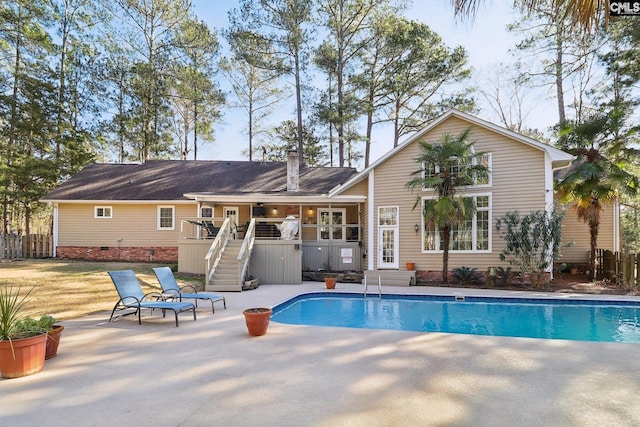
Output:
[
  {"xmin": 200, "ymin": 206, "xmax": 213, "ymax": 218},
  {"xmin": 420, "ymin": 193, "xmax": 491, "ymax": 253},
  {"xmin": 317, "ymin": 208, "xmax": 346, "ymax": 241},
  {"xmin": 473, "ymin": 152, "xmax": 492, "ymax": 187},
  {"xmin": 94, "ymin": 206, "xmax": 112, "ymax": 219},
  {"xmin": 377, "ymin": 206, "xmax": 399, "ymax": 268},
  {"xmin": 422, "ymin": 152, "xmax": 492, "ymax": 189},
  {"xmin": 157, "ymin": 205, "xmax": 175, "ymax": 230}
]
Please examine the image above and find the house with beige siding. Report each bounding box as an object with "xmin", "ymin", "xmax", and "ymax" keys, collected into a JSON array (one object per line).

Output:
[
  {"xmin": 41, "ymin": 109, "xmax": 619, "ymax": 288},
  {"xmin": 41, "ymin": 155, "xmax": 366, "ymax": 290},
  {"xmin": 330, "ymin": 109, "xmax": 619, "ymax": 281}
]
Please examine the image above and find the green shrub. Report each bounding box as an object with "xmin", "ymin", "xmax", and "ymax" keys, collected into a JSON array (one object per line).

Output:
[
  {"xmin": 12, "ymin": 317, "xmax": 48, "ymax": 339},
  {"xmin": 38, "ymin": 315, "xmax": 56, "ymax": 330},
  {"xmin": 494, "ymin": 267, "xmax": 518, "ymax": 287},
  {"xmin": 452, "ymin": 266, "xmax": 483, "ymax": 286}
]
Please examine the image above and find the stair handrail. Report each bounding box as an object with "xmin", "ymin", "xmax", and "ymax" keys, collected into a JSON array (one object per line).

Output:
[
  {"xmin": 236, "ymin": 219, "xmax": 256, "ymax": 286},
  {"xmin": 205, "ymin": 218, "xmax": 231, "ymax": 286}
]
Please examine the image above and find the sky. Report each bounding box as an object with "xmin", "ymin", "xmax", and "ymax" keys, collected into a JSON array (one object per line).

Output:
[{"xmin": 191, "ymin": 0, "xmax": 557, "ymax": 167}]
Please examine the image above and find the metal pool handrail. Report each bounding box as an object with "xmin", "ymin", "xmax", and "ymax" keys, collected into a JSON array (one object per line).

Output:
[{"xmin": 363, "ymin": 275, "xmax": 382, "ymax": 299}]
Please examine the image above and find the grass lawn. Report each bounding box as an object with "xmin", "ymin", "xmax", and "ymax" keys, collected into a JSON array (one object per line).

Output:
[{"xmin": 0, "ymin": 259, "xmax": 204, "ymax": 321}]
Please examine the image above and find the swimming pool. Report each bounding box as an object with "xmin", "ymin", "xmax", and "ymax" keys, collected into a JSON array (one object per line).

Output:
[{"xmin": 270, "ymin": 292, "xmax": 640, "ymax": 343}]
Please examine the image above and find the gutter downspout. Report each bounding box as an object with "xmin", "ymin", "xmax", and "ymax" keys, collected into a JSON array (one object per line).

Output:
[
  {"xmin": 545, "ymin": 154, "xmax": 556, "ymax": 280},
  {"xmin": 51, "ymin": 202, "xmax": 58, "ymax": 257},
  {"xmin": 547, "ymin": 158, "xmax": 573, "ymax": 280}
]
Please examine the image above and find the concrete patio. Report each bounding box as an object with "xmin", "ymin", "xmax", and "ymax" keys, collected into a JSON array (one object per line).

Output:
[{"xmin": 3, "ymin": 282, "xmax": 640, "ymax": 427}]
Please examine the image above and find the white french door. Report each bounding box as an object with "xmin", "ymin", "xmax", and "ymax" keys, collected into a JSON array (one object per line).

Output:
[
  {"xmin": 224, "ymin": 207, "xmax": 239, "ymax": 238},
  {"xmin": 377, "ymin": 206, "xmax": 399, "ymax": 269}
]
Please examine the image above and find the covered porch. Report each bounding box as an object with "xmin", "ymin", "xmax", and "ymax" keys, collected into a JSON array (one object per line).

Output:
[{"xmin": 177, "ymin": 194, "xmax": 366, "ymax": 288}]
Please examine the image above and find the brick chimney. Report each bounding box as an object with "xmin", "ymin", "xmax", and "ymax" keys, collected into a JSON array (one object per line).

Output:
[{"xmin": 287, "ymin": 150, "xmax": 299, "ymax": 192}]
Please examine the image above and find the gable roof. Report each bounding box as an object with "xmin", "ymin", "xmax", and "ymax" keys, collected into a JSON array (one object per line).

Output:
[
  {"xmin": 42, "ymin": 160, "xmax": 358, "ymax": 202},
  {"xmin": 331, "ymin": 109, "xmax": 575, "ymax": 196}
]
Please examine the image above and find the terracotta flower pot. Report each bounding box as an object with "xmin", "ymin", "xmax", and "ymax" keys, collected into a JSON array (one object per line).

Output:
[
  {"xmin": 243, "ymin": 308, "xmax": 272, "ymax": 336},
  {"xmin": 324, "ymin": 278, "xmax": 337, "ymax": 289},
  {"xmin": 406, "ymin": 262, "xmax": 415, "ymax": 271},
  {"xmin": 45, "ymin": 325, "xmax": 64, "ymax": 360},
  {"xmin": 0, "ymin": 333, "xmax": 47, "ymax": 379}
]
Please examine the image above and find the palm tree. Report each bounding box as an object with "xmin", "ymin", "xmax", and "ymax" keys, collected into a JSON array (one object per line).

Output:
[
  {"xmin": 556, "ymin": 115, "xmax": 638, "ymax": 281},
  {"xmin": 451, "ymin": 0, "xmax": 607, "ymax": 31},
  {"xmin": 406, "ymin": 128, "xmax": 489, "ymax": 283}
]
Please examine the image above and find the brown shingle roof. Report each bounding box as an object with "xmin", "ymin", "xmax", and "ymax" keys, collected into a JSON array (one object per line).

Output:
[{"xmin": 42, "ymin": 160, "xmax": 358, "ymax": 201}]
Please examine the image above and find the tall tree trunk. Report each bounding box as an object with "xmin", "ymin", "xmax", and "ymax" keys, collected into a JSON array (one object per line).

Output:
[
  {"xmin": 294, "ymin": 50, "xmax": 304, "ymax": 167},
  {"xmin": 248, "ymin": 98, "xmax": 254, "ymax": 161},
  {"xmin": 588, "ymin": 209, "xmax": 600, "ymax": 282},
  {"xmin": 337, "ymin": 63, "xmax": 345, "ymax": 166},
  {"xmin": 193, "ymin": 103, "xmax": 198, "ymax": 160},
  {"xmin": 393, "ymin": 98, "xmax": 401, "ymax": 147},
  {"xmin": 554, "ymin": 26, "xmax": 566, "ymax": 127},
  {"xmin": 364, "ymin": 86, "xmax": 374, "ymax": 167},
  {"xmin": 4, "ymin": 26, "xmax": 23, "ymax": 233},
  {"xmin": 56, "ymin": 5, "xmax": 70, "ymax": 161},
  {"xmin": 442, "ymin": 224, "xmax": 451, "ymax": 284},
  {"xmin": 182, "ymin": 119, "xmax": 190, "ymax": 160}
]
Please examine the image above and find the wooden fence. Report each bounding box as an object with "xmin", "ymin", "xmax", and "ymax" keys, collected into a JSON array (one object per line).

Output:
[
  {"xmin": 596, "ymin": 249, "xmax": 639, "ymax": 287},
  {"xmin": 0, "ymin": 234, "xmax": 53, "ymax": 259}
]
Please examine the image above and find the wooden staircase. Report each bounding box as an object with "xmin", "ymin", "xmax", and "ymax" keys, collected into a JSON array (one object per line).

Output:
[{"xmin": 206, "ymin": 240, "xmax": 243, "ymax": 292}]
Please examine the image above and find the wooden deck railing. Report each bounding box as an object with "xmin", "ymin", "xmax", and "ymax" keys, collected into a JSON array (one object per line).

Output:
[
  {"xmin": 205, "ymin": 218, "xmax": 230, "ymax": 286},
  {"xmin": 237, "ymin": 219, "xmax": 256, "ymax": 286}
]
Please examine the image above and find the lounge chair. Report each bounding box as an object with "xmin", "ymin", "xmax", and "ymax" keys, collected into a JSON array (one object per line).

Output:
[
  {"xmin": 202, "ymin": 220, "xmax": 220, "ymax": 238},
  {"xmin": 152, "ymin": 267, "xmax": 226, "ymax": 313},
  {"xmin": 108, "ymin": 270, "xmax": 196, "ymax": 327}
]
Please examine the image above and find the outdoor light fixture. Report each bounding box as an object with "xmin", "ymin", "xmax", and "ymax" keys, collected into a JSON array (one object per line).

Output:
[
  {"xmin": 414, "ymin": 224, "xmax": 419, "ymax": 233},
  {"xmin": 496, "ymin": 219, "xmax": 502, "ymax": 230},
  {"xmin": 273, "ymin": 208, "xmax": 278, "ymax": 215}
]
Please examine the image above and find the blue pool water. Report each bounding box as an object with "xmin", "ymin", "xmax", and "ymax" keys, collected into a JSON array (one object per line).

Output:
[{"xmin": 270, "ymin": 292, "xmax": 640, "ymax": 343}]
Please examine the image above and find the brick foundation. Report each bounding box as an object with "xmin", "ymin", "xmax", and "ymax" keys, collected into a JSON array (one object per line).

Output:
[
  {"xmin": 415, "ymin": 269, "xmax": 551, "ymax": 285},
  {"xmin": 56, "ymin": 246, "xmax": 178, "ymax": 263}
]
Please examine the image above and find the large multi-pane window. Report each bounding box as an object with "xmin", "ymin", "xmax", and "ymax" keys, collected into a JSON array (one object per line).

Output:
[
  {"xmin": 423, "ymin": 153, "xmax": 491, "ymax": 187},
  {"xmin": 422, "ymin": 195, "xmax": 490, "ymax": 252},
  {"xmin": 157, "ymin": 206, "xmax": 175, "ymax": 230}
]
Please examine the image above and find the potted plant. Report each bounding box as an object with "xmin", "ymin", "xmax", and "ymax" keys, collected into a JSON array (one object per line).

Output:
[
  {"xmin": 243, "ymin": 307, "xmax": 272, "ymax": 336},
  {"xmin": 324, "ymin": 277, "xmax": 337, "ymax": 289},
  {"xmin": 0, "ymin": 287, "xmax": 48, "ymax": 379},
  {"xmin": 406, "ymin": 261, "xmax": 415, "ymax": 271},
  {"xmin": 567, "ymin": 263, "xmax": 578, "ymax": 275},
  {"xmin": 39, "ymin": 315, "xmax": 64, "ymax": 360}
]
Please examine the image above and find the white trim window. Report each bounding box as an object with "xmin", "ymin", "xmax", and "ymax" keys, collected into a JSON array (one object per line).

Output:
[
  {"xmin": 423, "ymin": 152, "xmax": 492, "ymax": 188},
  {"xmin": 318, "ymin": 208, "xmax": 346, "ymax": 240},
  {"xmin": 378, "ymin": 206, "xmax": 399, "ymax": 268},
  {"xmin": 422, "ymin": 194, "xmax": 491, "ymax": 252},
  {"xmin": 378, "ymin": 206, "xmax": 399, "ymax": 226},
  {"xmin": 157, "ymin": 205, "xmax": 175, "ymax": 230},
  {"xmin": 474, "ymin": 153, "xmax": 491, "ymax": 187},
  {"xmin": 94, "ymin": 206, "xmax": 112, "ymax": 219},
  {"xmin": 200, "ymin": 206, "xmax": 213, "ymax": 218}
]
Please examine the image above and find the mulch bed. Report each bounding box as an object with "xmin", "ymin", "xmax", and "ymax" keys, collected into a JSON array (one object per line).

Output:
[{"xmin": 419, "ymin": 272, "xmax": 627, "ymax": 295}]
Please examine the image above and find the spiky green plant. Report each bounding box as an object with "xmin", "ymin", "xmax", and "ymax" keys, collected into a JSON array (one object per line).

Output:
[
  {"xmin": 452, "ymin": 266, "xmax": 483, "ymax": 286},
  {"xmin": 0, "ymin": 286, "xmax": 34, "ymax": 341}
]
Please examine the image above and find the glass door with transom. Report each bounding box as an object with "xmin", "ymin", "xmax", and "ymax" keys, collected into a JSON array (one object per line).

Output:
[{"xmin": 378, "ymin": 206, "xmax": 399, "ymax": 269}]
